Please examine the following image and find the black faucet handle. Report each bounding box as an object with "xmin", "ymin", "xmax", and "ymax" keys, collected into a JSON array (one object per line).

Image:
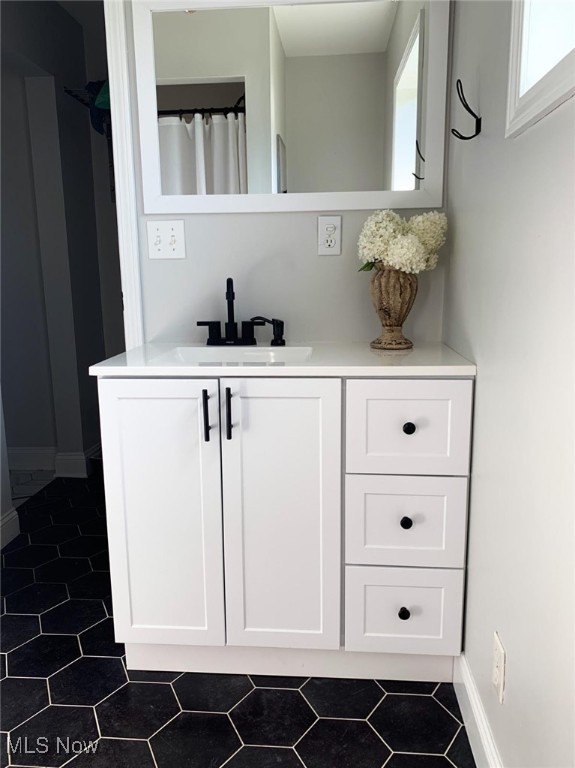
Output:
[{"xmin": 197, "ymin": 321, "xmax": 222, "ymax": 344}]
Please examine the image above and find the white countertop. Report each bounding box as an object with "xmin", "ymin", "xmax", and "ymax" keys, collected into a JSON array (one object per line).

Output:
[{"xmin": 89, "ymin": 342, "xmax": 476, "ymax": 378}]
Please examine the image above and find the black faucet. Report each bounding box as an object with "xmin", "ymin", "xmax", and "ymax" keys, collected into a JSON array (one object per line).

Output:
[{"xmin": 198, "ymin": 278, "xmax": 283, "ymax": 346}]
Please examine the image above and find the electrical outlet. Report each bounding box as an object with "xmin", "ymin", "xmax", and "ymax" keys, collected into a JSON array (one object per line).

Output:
[
  {"xmin": 318, "ymin": 216, "xmax": 342, "ymax": 256},
  {"xmin": 147, "ymin": 220, "xmax": 186, "ymax": 259},
  {"xmin": 492, "ymin": 631, "xmax": 506, "ymax": 704}
]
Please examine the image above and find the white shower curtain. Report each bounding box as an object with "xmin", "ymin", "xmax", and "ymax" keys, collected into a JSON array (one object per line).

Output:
[{"xmin": 158, "ymin": 113, "xmax": 247, "ymax": 195}]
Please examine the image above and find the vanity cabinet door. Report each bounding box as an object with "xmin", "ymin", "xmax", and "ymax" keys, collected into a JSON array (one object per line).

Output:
[
  {"xmin": 98, "ymin": 379, "xmax": 225, "ymax": 646},
  {"xmin": 221, "ymin": 378, "xmax": 341, "ymax": 650}
]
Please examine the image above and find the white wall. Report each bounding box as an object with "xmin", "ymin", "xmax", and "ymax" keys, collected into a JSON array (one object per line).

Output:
[
  {"xmin": 153, "ymin": 8, "xmax": 272, "ymax": 193},
  {"xmin": 442, "ymin": 2, "xmax": 575, "ymax": 767},
  {"xmin": 286, "ymin": 53, "xmax": 385, "ymax": 193}
]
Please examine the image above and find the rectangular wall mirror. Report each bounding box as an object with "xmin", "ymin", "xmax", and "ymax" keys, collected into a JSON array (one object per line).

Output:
[{"xmin": 132, "ymin": 0, "xmax": 450, "ymax": 213}]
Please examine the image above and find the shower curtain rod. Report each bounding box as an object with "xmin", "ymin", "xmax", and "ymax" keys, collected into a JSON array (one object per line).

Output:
[{"xmin": 158, "ymin": 106, "xmax": 246, "ymax": 119}]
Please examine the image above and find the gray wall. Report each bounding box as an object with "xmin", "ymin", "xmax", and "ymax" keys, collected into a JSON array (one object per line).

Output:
[
  {"xmin": 1, "ymin": 54, "xmax": 57, "ymax": 451},
  {"xmin": 442, "ymin": 2, "xmax": 575, "ymax": 766},
  {"xmin": 1, "ymin": 1, "xmax": 106, "ymax": 461},
  {"xmin": 286, "ymin": 53, "xmax": 386, "ymax": 193}
]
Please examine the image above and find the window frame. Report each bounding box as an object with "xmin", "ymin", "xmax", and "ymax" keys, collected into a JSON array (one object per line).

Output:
[{"xmin": 506, "ymin": 0, "xmax": 575, "ymax": 139}]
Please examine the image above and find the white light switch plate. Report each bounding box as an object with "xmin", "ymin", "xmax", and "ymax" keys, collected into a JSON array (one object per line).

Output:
[
  {"xmin": 147, "ymin": 220, "xmax": 186, "ymax": 259},
  {"xmin": 318, "ymin": 216, "xmax": 342, "ymax": 256}
]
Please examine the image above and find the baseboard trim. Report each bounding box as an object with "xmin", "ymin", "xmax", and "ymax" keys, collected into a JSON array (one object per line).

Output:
[
  {"xmin": 8, "ymin": 447, "xmax": 56, "ymax": 471},
  {"xmin": 55, "ymin": 443, "xmax": 102, "ymax": 478},
  {"xmin": 1, "ymin": 507, "xmax": 20, "ymax": 547},
  {"xmin": 454, "ymin": 654, "xmax": 503, "ymax": 768}
]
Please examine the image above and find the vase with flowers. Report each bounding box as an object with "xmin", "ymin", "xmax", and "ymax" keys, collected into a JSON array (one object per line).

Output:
[{"xmin": 358, "ymin": 209, "xmax": 447, "ymax": 350}]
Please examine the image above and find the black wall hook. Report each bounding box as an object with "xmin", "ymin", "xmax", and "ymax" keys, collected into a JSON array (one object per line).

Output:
[{"xmin": 451, "ymin": 79, "xmax": 482, "ymax": 140}]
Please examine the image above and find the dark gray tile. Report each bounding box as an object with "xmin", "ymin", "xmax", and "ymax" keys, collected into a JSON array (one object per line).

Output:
[
  {"xmin": 0, "ymin": 655, "xmax": 5, "ymax": 680},
  {"xmin": 80, "ymin": 618, "xmax": 124, "ymax": 657},
  {"xmin": 301, "ymin": 677, "xmax": 383, "ymax": 718},
  {"xmin": 9, "ymin": 705, "xmax": 98, "ymax": 767},
  {"xmin": 296, "ymin": 719, "xmax": 390, "ymax": 768},
  {"xmin": 230, "ymin": 689, "xmax": 316, "ymax": 747},
  {"xmin": 68, "ymin": 571, "xmax": 111, "ymax": 599},
  {"xmin": 377, "ymin": 679, "xmax": 438, "ymax": 694},
  {"xmin": 67, "ymin": 738, "xmax": 156, "ymax": 767},
  {"xmin": 126, "ymin": 668, "xmax": 182, "ymax": 683},
  {"xmin": 0, "ymin": 677, "xmax": 49, "ymax": 730},
  {"xmin": 35, "ymin": 557, "xmax": 92, "ymax": 584},
  {"xmin": 18, "ymin": 511, "xmax": 53, "ymax": 534},
  {"xmin": 174, "ymin": 672, "xmax": 253, "ymax": 712},
  {"xmin": 0, "ymin": 567, "xmax": 34, "ymax": 597},
  {"xmin": 447, "ymin": 727, "xmax": 476, "ymax": 768},
  {"xmin": 78, "ymin": 519, "xmax": 107, "ymax": 536},
  {"xmin": 42, "ymin": 598, "xmax": 106, "ymax": 635},
  {"xmin": 90, "ymin": 551, "xmax": 110, "ymax": 572},
  {"xmin": 0, "ymin": 614, "xmax": 40, "ymax": 652},
  {"xmin": 1, "ymin": 731, "xmax": 7, "ymax": 768},
  {"xmin": 434, "ymin": 683, "xmax": 463, "ymax": 723},
  {"xmin": 369, "ymin": 694, "xmax": 459, "ymax": 754},
  {"xmin": 96, "ymin": 682, "xmax": 179, "ymax": 738},
  {"xmin": 30, "ymin": 525, "xmax": 79, "ymax": 546},
  {"xmin": 385, "ymin": 756, "xmax": 453, "ymax": 768},
  {"xmin": 151, "ymin": 712, "xmax": 240, "ymax": 768},
  {"xmin": 60, "ymin": 537, "xmax": 107, "ymax": 558},
  {"xmin": 50, "ymin": 657, "xmax": 126, "ymax": 705},
  {"xmin": 7, "ymin": 634, "xmax": 80, "ymax": 677},
  {"xmin": 226, "ymin": 746, "xmax": 302, "ymax": 767},
  {"xmin": 1, "ymin": 533, "xmax": 30, "ymax": 554},
  {"xmin": 250, "ymin": 675, "xmax": 308, "ymax": 689},
  {"xmin": 51, "ymin": 508, "xmax": 100, "ymax": 526},
  {"xmin": 4, "ymin": 545, "xmax": 58, "ymax": 569},
  {"xmin": 5, "ymin": 583, "xmax": 68, "ymax": 614}
]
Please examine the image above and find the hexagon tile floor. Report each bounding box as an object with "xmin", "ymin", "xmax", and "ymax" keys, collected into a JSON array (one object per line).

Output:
[{"xmin": 1, "ymin": 477, "xmax": 477, "ymax": 768}]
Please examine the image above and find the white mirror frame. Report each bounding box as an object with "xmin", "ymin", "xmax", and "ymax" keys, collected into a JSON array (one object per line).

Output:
[{"xmin": 132, "ymin": 0, "xmax": 450, "ymax": 213}]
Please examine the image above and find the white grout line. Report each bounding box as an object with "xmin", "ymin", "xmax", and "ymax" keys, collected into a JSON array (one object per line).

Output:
[
  {"xmin": 366, "ymin": 692, "xmax": 386, "ymax": 719},
  {"xmin": 433, "ymin": 693, "xmax": 464, "ymax": 725},
  {"xmin": 225, "ymin": 683, "xmax": 255, "ymax": 714},
  {"xmin": 217, "ymin": 744, "xmax": 244, "ymax": 767},
  {"xmin": 366, "ymin": 718, "xmax": 394, "ymax": 753},
  {"xmin": 292, "ymin": 715, "xmax": 319, "ymax": 749},
  {"xmin": 227, "ymin": 712, "xmax": 244, "ymax": 747},
  {"xmin": 147, "ymin": 710, "xmax": 182, "ymax": 741},
  {"xmin": 443, "ymin": 723, "xmax": 463, "ymax": 755}
]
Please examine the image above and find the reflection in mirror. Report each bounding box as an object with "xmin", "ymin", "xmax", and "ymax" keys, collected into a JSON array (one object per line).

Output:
[{"xmin": 151, "ymin": 1, "xmax": 429, "ymax": 196}]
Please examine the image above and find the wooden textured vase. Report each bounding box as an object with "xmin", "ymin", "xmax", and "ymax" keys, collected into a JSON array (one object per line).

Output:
[{"xmin": 370, "ymin": 265, "xmax": 418, "ymax": 350}]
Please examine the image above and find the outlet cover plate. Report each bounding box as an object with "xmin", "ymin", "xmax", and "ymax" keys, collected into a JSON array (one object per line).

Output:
[
  {"xmin": 318, "ymin": 215, "xmax": 342, "ymax": 256},
  {"xmin": 147, "ymin": 220, "xmax": 186, "ymax": 259}
]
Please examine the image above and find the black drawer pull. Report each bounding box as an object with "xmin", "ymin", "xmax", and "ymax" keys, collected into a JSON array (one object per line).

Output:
[
  {"xmin": 403, "ymin": 422, "xmax": 416, "ymax": 435},
  {"xmin": 398, "ymin": 607, "xmax": 411, "ymax": 621},
  {"xmin": 201, "ymin": 390, "xmax": 210, "ymax": 442},
  {"xmin": 225, "ymin": 387, "xmax": 233, "ymax": 440},
  {"xmin": 400, "ymin": 516, "xmax": 413, "ymax": 530}
]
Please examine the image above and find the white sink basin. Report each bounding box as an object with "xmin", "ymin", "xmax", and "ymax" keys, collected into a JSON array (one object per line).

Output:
[{"xmin": 152, "ymin": 346, "xmax": 313, "ymax": 366}]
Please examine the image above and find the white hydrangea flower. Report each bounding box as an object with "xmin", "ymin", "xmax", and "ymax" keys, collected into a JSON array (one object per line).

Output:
[
  {"xmin": 358, "ymin": 210, "xmax": 407, "ymax": 265},
  {"xmin": 358, "ymin": 208, "xmax": 447, "ymax": 274},
  {"xmin": 385, "ymin": 234, "xmax": 428, "ymax": 274},
  {"xmin": 408, "ymin": 211, "xmax": 447, "ymax": 254}
]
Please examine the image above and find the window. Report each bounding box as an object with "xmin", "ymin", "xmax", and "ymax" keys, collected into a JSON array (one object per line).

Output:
[{"xmin": 506, "ymin": 0, "xmax": 575, "ymax": 137}]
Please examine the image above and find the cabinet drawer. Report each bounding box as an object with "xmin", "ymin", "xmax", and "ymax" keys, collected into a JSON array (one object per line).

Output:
[
  {"xmin": 346, "ymin": 379, "xmax": 472, "ymax": 476},
  {"xmin": 345, "ymin": 566, "xmax": 464, "ymax": 656},
  {"xmin": 346, "ymin": 475, "xmax": 468, "ymax": 568}
]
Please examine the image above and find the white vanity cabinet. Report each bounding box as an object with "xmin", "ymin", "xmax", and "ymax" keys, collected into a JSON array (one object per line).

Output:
[
  {"xmin": 344, "ymin": 379, "xmax": 473, "ymax": 656},
  {"xmin": 97, "ymin": 376, "xmax": 341, "ymax": 650}
]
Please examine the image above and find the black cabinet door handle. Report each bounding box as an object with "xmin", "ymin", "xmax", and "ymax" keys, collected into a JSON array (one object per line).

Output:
[
  {"xmin": 398, "ymin": 607, "xmax": 411, "ymax": 621},
  {"xmin": 225, "ymin": 387, "xmax": 233, "ymax": 440},
  {"xmin": 400, "ymin": 516, "xmax": 413, "ymax": 529},
  {"xmin": 403, "ymin": 422, "xmax": 417, "ymax": 435},
  {"xmin": 201, "ymin": 390, "xmax": 210, "ymax": 442}
]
